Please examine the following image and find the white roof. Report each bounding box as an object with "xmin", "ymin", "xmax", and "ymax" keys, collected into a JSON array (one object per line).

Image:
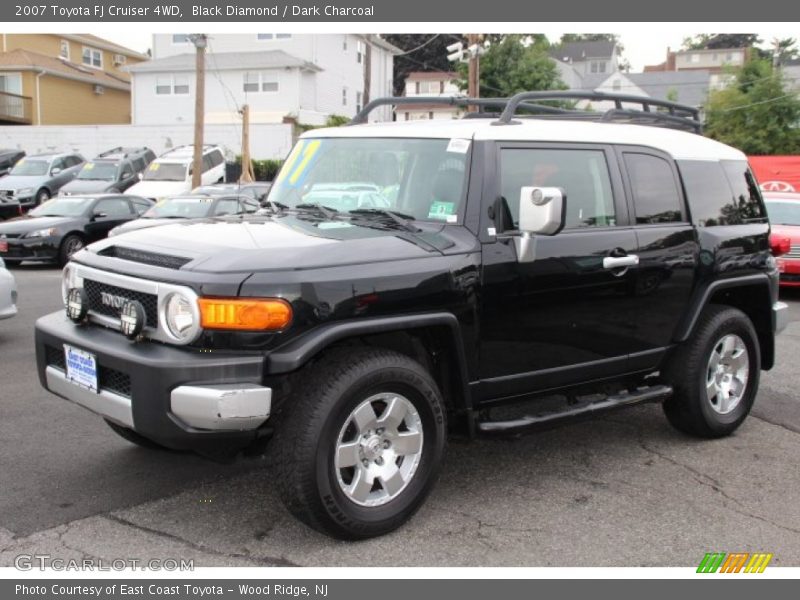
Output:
[{"xmin": 301, "ymin": 119, "xmax": 745, "ymax": 162}]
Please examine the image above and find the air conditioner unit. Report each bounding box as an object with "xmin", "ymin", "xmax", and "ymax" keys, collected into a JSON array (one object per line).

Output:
[
  {"xmin": 93, "ymin": 85, "xmax": 105, "ymax": 95},
  {"xmin": 113, "ymin": 54, "xmax": 126, "ymax": 66}
]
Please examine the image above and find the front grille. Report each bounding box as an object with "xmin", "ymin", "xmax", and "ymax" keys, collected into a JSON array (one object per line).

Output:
[
  {"xmin": 84, "ymin": 279, "xmax": 158, "ymax": 327},
  {"xmin": 0, "ymin": 233, "xmax": 21, "ymax": 239},
  {"xmin": 45, "ymin": 344, "xmax": 132, "ymax": 397},
  {"xmin": 98, "ymin": 365, "xmax": 132, "ymax": 397},
  {"xmin": 785, "ymin": 245, "xmax": 800, "ymax": 259},
  {"xmin": 45, "ymin": 344, "xmax": 66, "ymax": 370},
  {"xmin": 98, "ymin": 246, "xmax": 192, "ymax": 269}
]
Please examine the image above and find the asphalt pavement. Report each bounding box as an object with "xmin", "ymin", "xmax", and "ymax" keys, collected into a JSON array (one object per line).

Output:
[{"xmin": 1, "ymin": 265, "xmax": 799, "ymax": 567}]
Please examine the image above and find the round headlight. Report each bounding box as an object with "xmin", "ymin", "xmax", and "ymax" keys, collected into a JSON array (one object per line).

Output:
[
  {"xmin": 66, "ymin": 287, "xmax": 88, "ymax": 322},
  {"xmin": 120, "ymin": 300, "xmax": 146, "ymax": 339},
  {"xmin": 164, "ymin": 292, "xmax": 197, "ymax": 341}
]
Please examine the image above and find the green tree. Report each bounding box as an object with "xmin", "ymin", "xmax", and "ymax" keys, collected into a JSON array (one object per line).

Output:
[
  {"xmin": 457, "ymin": 35, "xmax": 565, "ymax": 97},
  {"xmin": 682, "ymin": 34, "xmax": 762, "ymax": 50},
  {"xmin": 382, "ymin": 34, "xmax": 465, "ymax": 96},
  {"xmin": 704, "ymin": 58, "xmax": 800, "ymax": 155}
]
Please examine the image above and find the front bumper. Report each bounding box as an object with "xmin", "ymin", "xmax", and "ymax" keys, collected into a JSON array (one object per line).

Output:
[
  {"xmin": 776, "ymin": 257, "xmax": 800, "ymax": 286},
  {"xmin": 35, "ymin": 311, "xmax": 272, "ymax": 453},
  {"xmin": 0, "ymin": 236, "xmax": 59, "ymax": 262}
]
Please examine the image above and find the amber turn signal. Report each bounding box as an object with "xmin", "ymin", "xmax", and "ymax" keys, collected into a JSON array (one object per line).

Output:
[{"xmin": 198, "ymin": 297, "xmax": 292, "ymax": 331}]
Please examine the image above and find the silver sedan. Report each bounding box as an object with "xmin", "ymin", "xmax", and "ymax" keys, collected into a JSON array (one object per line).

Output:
[{"xmin": 0, "ymin": 257, "xmax": 17, "ymax": 320}]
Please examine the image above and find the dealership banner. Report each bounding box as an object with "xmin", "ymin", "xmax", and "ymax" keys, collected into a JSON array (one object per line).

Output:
[
  {"xmin": 1, "ymin": 0, "xmax": 799, "ymax": 22},
  {"xmin": 750, "ymin": 156, "xmax": 800, "ymax": 193}
]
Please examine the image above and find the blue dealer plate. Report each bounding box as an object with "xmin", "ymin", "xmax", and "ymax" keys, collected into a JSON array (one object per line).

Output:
[{"xmin": 64, "ymin": 344, "xmax": 98, "ymax": 393}]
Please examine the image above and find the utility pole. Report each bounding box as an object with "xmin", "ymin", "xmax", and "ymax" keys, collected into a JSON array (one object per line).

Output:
[
  {"xmin": 239, "ymin": 104, "xmax": 254, "ymax": 183},
  {"xmin": 363, "ymin": 35, "xmax": 372, "ymax": 110},
  {"xmin": 467, "ymin": 33, "xmax": 480, "ymax": 110},
  {"xmin": 188, "ymin": 34, "xmax": 207, "ymax": 189}
]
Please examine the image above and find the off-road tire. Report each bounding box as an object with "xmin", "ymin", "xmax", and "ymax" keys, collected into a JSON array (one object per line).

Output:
[
  {"xmin": 273, "ymin": 347, "xmax": 447, "ymax": 540},
  {"xmin": 663, "ymin": 305, "xmax": 760, "ymax": 438}
]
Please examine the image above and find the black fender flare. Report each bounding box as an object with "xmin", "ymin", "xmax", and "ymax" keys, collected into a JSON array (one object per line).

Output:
[
  {"xmin": 266, "ymin": 312, "xmax": 473, "ymax": 412},
  {"xmin": 673, "ymin": 273, "xmax": 772, "ymax": 342}
]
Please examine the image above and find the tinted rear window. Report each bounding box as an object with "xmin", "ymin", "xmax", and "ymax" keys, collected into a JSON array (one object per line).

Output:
[{"xmin": 679, "ymin": 160, "xmax": 767, "ymax": 226}]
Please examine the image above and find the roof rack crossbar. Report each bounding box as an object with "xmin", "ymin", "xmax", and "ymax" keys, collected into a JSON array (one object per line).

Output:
[{"xmin": 494, "ymin": 90, "xmax": 701, "ymax": 133}]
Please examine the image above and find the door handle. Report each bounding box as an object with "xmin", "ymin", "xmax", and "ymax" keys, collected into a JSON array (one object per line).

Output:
[{"xmin": 603, "ymin": 255, "xmax": 639, "ymax": 269}]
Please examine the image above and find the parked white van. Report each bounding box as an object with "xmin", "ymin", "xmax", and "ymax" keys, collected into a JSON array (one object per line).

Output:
[{"xmin": 126, "ymin": 145, "xmax": 226, "ymax": 200}]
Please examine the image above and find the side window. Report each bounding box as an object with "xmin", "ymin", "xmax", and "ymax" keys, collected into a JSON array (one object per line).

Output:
[
  {"xmin": 721, "ymin": 160, "xmax": 767, "ymax": 222},
  {"xmin": 678, "ymin": 161, "xmax": 739, "ymax": 226},
  {"xmin": 623, "ymin": 153, "xmax": 683, "ymax": 224},
  {"xmin": 213, "ymin": 198, "xmax": 239, "ymax": 216},
  {"xmin": 95, "ymin": 197, "xmax": 133, "ymax": 217},
  {"xmin": 242, "ymin": 199, "xmax": 259, "ymax": 213},
  {"xmin": 51, "ymin": 158, "xmax": 66, "ymax": 172},
  {"xmin": 132, "ymin": 157, "xmax": 145, "ymax": 172},
  {"xmin": 202, "ymin": 153, "xmax": 214, "ymax": 172},
  {"xmin": 120, "ymin": 163, "xmax": 134, "ymax": 178},
  {"xmin": 68, "ymin": 155, "xmax": 82, "ymax": 167},
  {"xmin": 130, "ymin": 198, "xmax": 151, "ymax": 214},
  {"xmin": 209, "ymin": 150, "xmax": 224, "ymax": 167},
  {"xmin": 499, "ymin": 148, "xmax": 616, "ymax": 229}
]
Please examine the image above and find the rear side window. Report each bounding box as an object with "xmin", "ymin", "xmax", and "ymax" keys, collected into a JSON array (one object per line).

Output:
[
  {"xmin": 499, "ymin": 148, "xmax": 616, "ymax": 228},
  {"xmin": 623, "ymin": 153, "xmax": 683, "ymax": 224},
  {"xmin": 679, "ymin": 161, "xmax": 735, "ymax": 226},
  {"xmin": 207, "ymin": 150, "xmax": 224, "ymax": 167},
  {"xmin": 722, "ymin": 160, "xmax": 767, "ymax": 222},
  {"xmin": 132, "ymin": 157, "xmax": 145, "ymax": 172}
]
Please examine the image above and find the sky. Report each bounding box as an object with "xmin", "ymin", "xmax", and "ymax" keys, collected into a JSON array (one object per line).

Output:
[{"xmin": 107, "ymin": 28, "xmax": 798, "ymax": 72}]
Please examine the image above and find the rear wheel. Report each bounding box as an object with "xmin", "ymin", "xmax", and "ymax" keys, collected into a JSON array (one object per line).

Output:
[
  {"xmin": 663, "ymin": 305, "xmax": 760, "ymax": 438},
  {"xmin": 273, "ymin": 347, "xmax": 447, "ymax": 539}
]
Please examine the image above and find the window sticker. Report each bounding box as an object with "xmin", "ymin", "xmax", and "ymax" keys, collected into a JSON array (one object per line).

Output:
[
  {"xmin": 149, "ymin": 162, "xmax": 160, "ymax": 171},
  {"xmin": 446, "ymin": 138, "xmax": 470, "ymax": 154},
  {"xmin": 318, "ymin": 221, "xmax": 353, "ymax": 229},
  {"xmin": 83, "ymin": 163, "xmax": 94, "ymax": 170},
  {"xmin": 428, "ymin": 200, "xmax": 456, "ymax": 220}
]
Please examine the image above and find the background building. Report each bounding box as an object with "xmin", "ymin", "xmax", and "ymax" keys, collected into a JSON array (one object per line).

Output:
[
  {"xmin": 396, "ymin": 71, "xmax": 463, "ymax": 120},
  {"xmin": 129, "ymin": 34, "xmax": 399, "ymax": 126},
  {"xmin": 0, "ymin": 33, "xmax": 147, "ymax": 125}
]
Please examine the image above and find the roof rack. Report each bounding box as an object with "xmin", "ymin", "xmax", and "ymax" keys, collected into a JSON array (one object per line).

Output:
[{"xmin": 348, "ymin": 92, "xmax": 702, "ymax": 134}]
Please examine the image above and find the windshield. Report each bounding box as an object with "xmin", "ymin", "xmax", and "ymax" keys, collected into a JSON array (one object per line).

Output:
[
  {"xmin": 10, "ymin": 159, "xmax": 49, "ymax": 177},
  {"xmin": 268, "ymin": 138, "xmax": 468, "ymax": 222},
  {"xmin": 143, "ymin": 196, "xmax": 214, "ymax": 218},
  {"xmin": 77, "ymin": 162, "xmax": 118, "ymax": 181},
  {"xmin": 765, "ymin": 200, "xmax": 800, "ymax": 226},
  {"xmin": 29, "ymin": 196, "xmax": 93, "ymax": 217},
  {"xmin": 143, "ymin": 162, "xmax": 187, "ymax": 182}
]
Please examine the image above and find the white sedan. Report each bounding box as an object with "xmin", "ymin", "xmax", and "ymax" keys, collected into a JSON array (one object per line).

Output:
[{"xmin": 0, "ymin": 257, "xmax": 17, "ymax": 320}]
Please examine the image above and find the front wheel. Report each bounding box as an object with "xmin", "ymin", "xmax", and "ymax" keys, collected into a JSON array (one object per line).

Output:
[
  {"xmin": 273, "ymin": 347, "xmax": 447, "ymax": 539},
  {"xmin": 58, "ymin": 234, "xmax": 84, "ymax": 266},
  {"xmin": 35, "ymin": 188, "xmax": 50, "ymax": 206},
  {"xmin": 663, "ymin": 305, "xmax": 760, "ymax": 438}
]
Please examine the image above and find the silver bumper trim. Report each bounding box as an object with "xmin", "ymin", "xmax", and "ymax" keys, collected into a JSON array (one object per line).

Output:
[
  {"xmin": 774, "ymin": 301, "xmax": 790, "ymax": 334},
  {"xmin": 170, "ymin": 384, "xmax": 272, "ymax": 431},
  {"xmin": 45, "ymin": 366, "xmax": 134, "ymax": 428}
]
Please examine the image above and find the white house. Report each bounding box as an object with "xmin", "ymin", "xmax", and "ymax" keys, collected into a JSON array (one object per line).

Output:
[
  {"xmin": 549, "ymin": 40, "xmax": 622, "ymax": 89},
  {"xmin": 396, "ymin": 71, "xmax": 464, "ymax": 121},
  {"xmin": 128, "ymin": 34, "xmax": 400, "ymax": 126}
]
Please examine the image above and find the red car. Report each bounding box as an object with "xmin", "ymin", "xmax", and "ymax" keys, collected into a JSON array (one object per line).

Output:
[{"xmin": 764, "ymin": 192, "xmax": 800, "ymax": 287}]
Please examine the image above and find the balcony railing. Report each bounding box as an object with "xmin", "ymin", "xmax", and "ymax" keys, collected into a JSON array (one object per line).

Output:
[{"xmin": 0, "ymin": 91, "xmax": 33, "ymax": 124}]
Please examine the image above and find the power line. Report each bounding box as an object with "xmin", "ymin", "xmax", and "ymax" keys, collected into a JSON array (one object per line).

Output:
[
  {"xmin": 717, "ymin": 91, "xmax": 800, "ymax": 112},
  {"xmin": 394, "ymin": 35, "xmax": 441, "ymax": 56}
]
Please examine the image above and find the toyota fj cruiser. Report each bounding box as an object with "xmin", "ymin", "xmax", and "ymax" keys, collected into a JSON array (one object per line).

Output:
[{"xmin": 35, "ymin": 92, "xmax": 789, "ymax": 540}]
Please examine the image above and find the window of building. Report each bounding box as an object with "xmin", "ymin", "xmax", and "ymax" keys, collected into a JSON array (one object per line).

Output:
[
  {"xmin": 356, "ymin": 91, "xmax": 362, "ymax": 113},
  {"xmin": 172, "ymin": 34, "xmax": 190, "ymax": 44},
  {"xmin": 500, "ymin": 148, "xmax": 616, "ymax": 229},
  {"xmin": 257, "ymin": 34, "xmax": 291, "ymax": 41},
  {"xmin": 155, "ymin": 76, "xmax": 172, "ymax": 95},
  {"xmin": 172, "ymin": 75, "xmax": 189, "ymax": 95},
  {"xmin": 429, "ymin": 111, "xmax": 434, "ymax": 120},
  {"xmin": 243, "ymin": 72, "xmax": 260, "ymax": 93},
  {"xmin": 343, "ymin": 37, "xmax": 348, "ymax": 51},
  {"xmin": 59, "ymin": 40, "xmax": 70, "ymax": 60},
  {"xmin": 690, "ymin": 53, "xmax": 700, "ymax": 63},
  {"xmin": 357, "ymin": 41, "xmax": 364, "ymax": 64},
  {"xmin": 82, "ymin": 47, "xmax": 102, "ymax": 69},
  {"xmin": 590, "ymin": 61, "xmax": 607, "ymax": 74},
  {"xmin": 612, "ymin": 79, "xmax": 622, "ymax": 91},
  {"xmin": 0, "ymin": 73, "xmax": 22, "ymax": 95},
  {"xmin": 342, "ymin": 87, "xmax": 347, "ymax": 106},
  {"xmin": 624, "ymin": 153, "xmax": 683, "ymax": 224}
]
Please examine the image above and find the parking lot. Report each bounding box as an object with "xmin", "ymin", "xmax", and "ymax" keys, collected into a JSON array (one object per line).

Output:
[{"xmin": 1, "ymin": 265, "xmax": 799, "ymax": 568}]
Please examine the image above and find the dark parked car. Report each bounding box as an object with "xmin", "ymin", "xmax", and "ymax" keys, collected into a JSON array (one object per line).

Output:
[
  {"xmin": 0, "ymin": 148, "xmax": 25, "ymax": 177},
  {"xmin": 60, "ymin": 147, "xmax": 156, "ymax": 196},
  {"xmin": 108, "ymin": 193, "xmax": 260, "ymax": 237},
  {"xmin": 192, "ymin": 182, "xmax": 272, "ymax": 204},
  {"xmin": 0, "ymin": 194, "xmax": 152, "ymax": 265},
  {"xmin": 0, "ymin": 152, "xmax": 85, "ymax": 208},
  {"xmin": 35, "ymin": 92, "xmax": 788, "ymax": 540}
]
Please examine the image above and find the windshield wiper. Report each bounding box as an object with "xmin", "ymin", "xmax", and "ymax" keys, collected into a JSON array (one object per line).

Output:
[
  {"xmin": 295, "ymin": 203, "xmax": 339, "ymax": 219},
  {"xmin": 348, "ymin": 208, "xmax": 420, "ymax": 232}
]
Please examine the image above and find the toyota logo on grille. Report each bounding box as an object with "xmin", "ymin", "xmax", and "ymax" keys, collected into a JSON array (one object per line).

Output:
[{"xmin": 100, "ymin": 291, "xmax": 129, "ymax": 309}]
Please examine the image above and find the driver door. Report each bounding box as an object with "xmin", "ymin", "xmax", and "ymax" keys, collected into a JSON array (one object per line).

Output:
[{"xmin": 85, "ymin": 197, "xmax": 135, "ymax": 241}]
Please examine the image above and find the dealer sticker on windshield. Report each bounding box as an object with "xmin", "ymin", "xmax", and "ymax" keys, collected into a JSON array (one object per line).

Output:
[
  {"xmin": 446, "ymin": 138, "xmax": 470, "ymax": 154},
  {"xmin": 64, "ymin": 344, "xmax": 98, "ymax": 393}
]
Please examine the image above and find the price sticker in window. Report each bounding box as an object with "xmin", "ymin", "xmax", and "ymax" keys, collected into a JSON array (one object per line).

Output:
[
  {"xmin": 446, "ymin": 139, "xmax": 470, "ymax": 154},
  {"xmin": 149, "ymin": 162, "xmax": 160, "ymax": 171}
]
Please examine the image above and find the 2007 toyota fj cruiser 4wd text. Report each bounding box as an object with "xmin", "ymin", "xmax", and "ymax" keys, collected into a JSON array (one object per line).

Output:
[{"xmin": 35, "ymin": 92, "xmax": 789, "ymax": 539}]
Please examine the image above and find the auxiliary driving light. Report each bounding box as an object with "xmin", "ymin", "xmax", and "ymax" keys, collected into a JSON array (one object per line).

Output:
[
  {"xmin": 66, "ymin": 288, "xmax": 88, "ymax": 323},
  {"xmin": 120, "ymin": 300, "xmax": 146, "ymax": 339}
]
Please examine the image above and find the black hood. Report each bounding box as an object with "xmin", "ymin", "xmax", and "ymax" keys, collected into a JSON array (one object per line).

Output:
[
  {"xmin": 88, "ymin": 214, "xmax": 453, "ymax": 274},
  {"xmin": 0, "ymin": 214, "xmax": 80, "ymax": 234}
]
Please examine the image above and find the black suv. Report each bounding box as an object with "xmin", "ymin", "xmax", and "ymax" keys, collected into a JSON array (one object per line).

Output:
[
  {"xmin": 35, "ymin": 92, "xmax": 789, "ymax": 540},
  {"xmin": 59, "ymin": 147, "xmax": 156, "ymax": 196}
]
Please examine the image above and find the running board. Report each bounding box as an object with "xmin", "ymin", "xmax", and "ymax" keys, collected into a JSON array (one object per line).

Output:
[{"xmin": 477, "ymin": 384, "xmax": 673, "ymax": 435}]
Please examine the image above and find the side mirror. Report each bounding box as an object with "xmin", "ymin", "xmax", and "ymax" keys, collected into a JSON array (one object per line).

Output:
[
  {"xmin": 121, "ymin": 172, "xmax": 132, "ymax": 181},
  {"xmin": 92, "ymin": 211, "xmax": 108, "ymax": 221},
  {"xmin": 514, "ymin": 186, "xmax": 567, "ymax": 263},
  {"xmin": 51, "ymin": 167, "xmax": 62, "ymax": 176},
  {"xmin": 137, "ymin": 172, "xmax": 143, "ymax": 180}
]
